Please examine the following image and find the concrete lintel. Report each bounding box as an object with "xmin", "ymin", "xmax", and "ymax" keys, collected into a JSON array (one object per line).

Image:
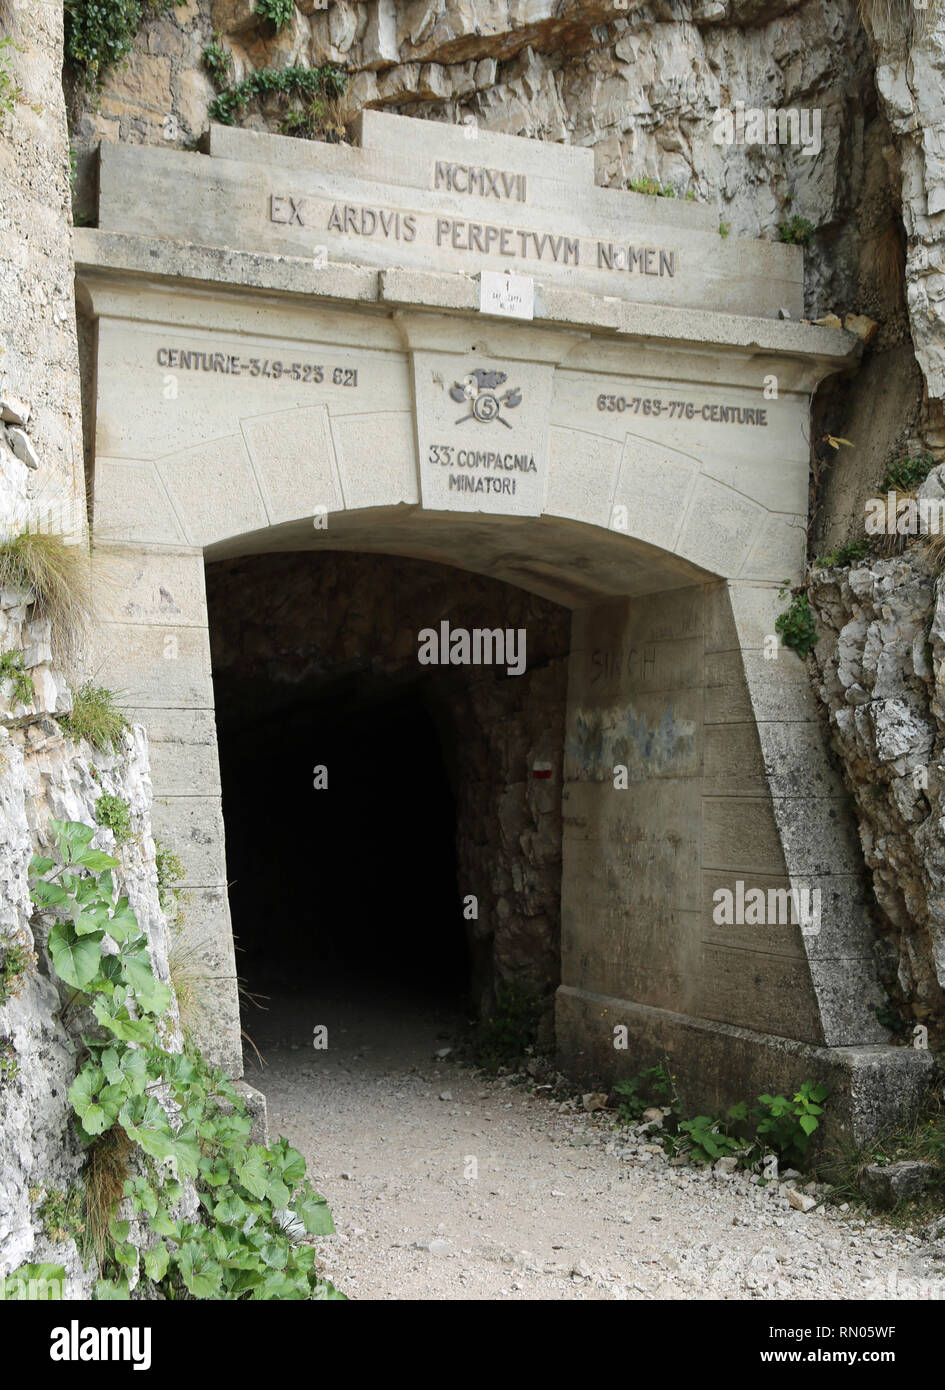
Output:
[
  {"xmin": 556, "ymin": 984, "xmax": 936, "ymax": 1146},
  {"xmin": 75, "ymin": 230, "xmax": 859, "ymax": 375},
  {"xmin": 74, "ymin": 230, "xmax": 382, "ymax": 312}
]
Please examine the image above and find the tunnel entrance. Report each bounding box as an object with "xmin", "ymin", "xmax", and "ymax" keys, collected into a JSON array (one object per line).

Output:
[
  {"xmin": 216, "ymin": 683, "xmax": 467, "ymax": 1006},
  {"xmin": 206, "ymin": 549, "xmax": 571, "ymax": 1050}
]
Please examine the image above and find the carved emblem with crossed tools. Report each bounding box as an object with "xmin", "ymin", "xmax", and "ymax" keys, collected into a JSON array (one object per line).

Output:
[{"xmin": 450, "ymin": 370, "xmax": 523, "ymax": 428}]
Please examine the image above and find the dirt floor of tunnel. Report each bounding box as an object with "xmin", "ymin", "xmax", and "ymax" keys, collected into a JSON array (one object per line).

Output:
[{"xmin": 243, "ymin": 988, "xmax": 945, "ymax": 1301}]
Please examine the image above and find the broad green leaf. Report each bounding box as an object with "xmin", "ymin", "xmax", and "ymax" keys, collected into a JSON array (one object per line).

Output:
[
  {"xmin": 267, "ymin": 1177, "xmax": 290, "ymax": 1209},
  {"xmin": 238, "ymin": 1149, "xmax": 269, "ymax": 1200},
  {"xmin": 72, "ymin": 848, "xmax": 119, "ymax": 871},
  {"xmin": 69, "ymin": 1069, "xmax": 121, "ymax": 1131},
  {"xmin": 31, "ymin": 879, "xmax": 68, "ymax": 907},
  {"xmin": 95, "ymin": 954, "xmax": 124, "ymax": 991},
  {"xmin": 75, "ymin": 906, "xmax": 109, "ymax": 936},
  {"xmin": 69, "ymin": 1066, "xmax": 105, "ymax": 1114},
  {"xmin": 119, "ymin": 1049, "xmax": 148, "ymax": 1095},
  {"xmin": 74, "ymin": 875, "xmax": 100, "ymax": 905},
  {"xmin": 107, "ymin": 900, "xmax": 139, "ymax": 942},
  {"xmin": 214, "ymin": 1193, "xmax": 249, "ymax": 1225},
  {"xmin": 799, "ymin": 1114, "xmax": 819, "ymax": 1136},
  {"xmin": 129, "ymin": 1179, "xmax": 158, "ymax": 1218},
  {"xmin": 120, "ymin": 1096, "xmax": 173, "ymax": 1153},
  {"xmin": 150, "ymin": 1205, "xmax": 180, "ymax": 1240},
  {"xmin": 58, "ymin": 821, "xmax": 95, "ymax": 861},
  {"xmin": 0, "ymin": 1263, "xmax": 65, "ymax": 1300},
  {"xmin": 80, "ymin": 1104, "xmax": 109, "ymax": 1135},
  {"xmin": 259, "ymin": 1239, "xmax": 288, "ymax": 1270},
  {"xmin": 201, "ymin": 1156, "xmax": 231, "ymax": 1188},
  {"xmin": 49, "ymin": 921, "xmax": 103, "ymax": 989},
  {"xmin": 176, "ymin": 1242, "xmax": 223, "ymax": 1299},
  {"xmin": 28, "ymin": 855, "xmax": 53, "ymax": 875},
  {"xmin": 295, "ymin": 1189, "xmax": 335, "ymax": 1237},
  {"xmin": 314, "ymin": 1280, "xmax": 347, "ymax": 1301},
  {"xmin": 93, "ymin": 1278, "xmax": 130, "ymax": 1300},
  {"xmin": 253, "ymin": 1272, "xmax": 297, "ymax": 1300},
  {"xmin": 271, "ymin": 1140, "xmax": 306, "ymax": 1186},
  {"xmin": 171, "ymin": 1127, "xmax": 201, "ymax": 1180},
  {"xmin": 122, "ymin": 956, "xmax": 171, "ymax": 1015},
  {"xmin": 163, "ymin": 1178, "xmax": 183, "ymax": 1205},
  {"xmin": 91, "ymin": 996, "xmax": 154, "ymax": 1043},
  {"xmin": 143, "ymin": 1244, "xmax": 169, "ymax": 1282}
]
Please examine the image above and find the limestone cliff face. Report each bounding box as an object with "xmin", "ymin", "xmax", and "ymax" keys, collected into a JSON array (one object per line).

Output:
[
  {"xmin": 810, "ymin": 543, "xmax": 945, "ymax": 1045},
  {"xmin": 0, "ymin": 598, "xmax": 181, "ymax": 1287}
]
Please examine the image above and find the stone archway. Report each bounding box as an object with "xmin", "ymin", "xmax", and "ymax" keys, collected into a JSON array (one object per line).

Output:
[
  {"xmin": 204, "ymin": 548, "xmax": 572, "ymax": 1024},
  {"xmin": 75, "ymin": 111, "xmax": 933, "ymax": 1137}
]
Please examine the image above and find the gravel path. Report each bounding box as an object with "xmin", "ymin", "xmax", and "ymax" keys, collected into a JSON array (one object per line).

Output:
[{"xmin": 247, "ymin": 986, "xmax": 944, "ymax": 1301}]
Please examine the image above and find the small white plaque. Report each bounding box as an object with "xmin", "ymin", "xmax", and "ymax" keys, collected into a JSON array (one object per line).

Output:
[{"xmin": 479, "ymin": 270, "xmax": 535, "ymax": 320}]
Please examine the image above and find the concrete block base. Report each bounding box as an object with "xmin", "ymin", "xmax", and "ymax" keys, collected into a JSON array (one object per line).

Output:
[{"xmin": 556, "ymin": 985, "xmax": 937, "ymax": 1148}]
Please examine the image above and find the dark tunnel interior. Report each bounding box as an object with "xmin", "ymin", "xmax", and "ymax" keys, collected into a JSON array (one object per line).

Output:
[{"xmin": 214, "ymin": 677, "xmax": 470, "ymax": 1024}]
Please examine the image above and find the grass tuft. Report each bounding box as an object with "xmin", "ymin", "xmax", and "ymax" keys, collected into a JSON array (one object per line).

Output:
[
  {"xmin": 59, "ymin": 683, "xmax": 129, "ymax": 752},
  {"xmin": 83, "ymin": 1127, "xmax": 132, "ymax": 1270},
  {"xmin": 0, "ymin": 649, "xmax": 35, "ymax": 707},
  {"xmin": 0, "ymin": 530, "xmax": 93, "ymax": 666}
]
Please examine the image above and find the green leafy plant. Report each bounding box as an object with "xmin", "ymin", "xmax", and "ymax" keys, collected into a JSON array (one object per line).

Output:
[
  {"xmin": 0, "ymin": 529, "xmax": 93, "ymax": 666},
  {"xmin": 37, "ymin": 1185, "xmax": 86, "ymax": 1244},
  {"xmin": 59, "ymin": 684, "xmax": 129, "ymax": 752},
  {"xmin": 673, "ymin": 1103, "xmax": 750, "ymax": 1164},
  {"xmin": 0, "ymin": 649, "xmax": 34, "ymax": 707},
  {"xmin": 207, "ymin": 63, "xmax": 348, "ymax": 137},
  {"xmin": 30, "ymin": 820, "xmax": 343, "ymax": 1300},
  {"xmin": 755, "ymin": 1081, "xmax": 828, "ymax": 1166},
  {"xmin": 0, "ymin": 35, "xmax": 24, "ymax": 114},
  {"xmin": 719, "ymin": 221, "xmax": 730, "ymax": 238},
  {"xmin": 775, "ymin": 589, "xmax": 818, "ymax": 659},
  {"xmin": 64, "ymin": 0, "xmax": 188, "ymax": 90},
  {"xmin": 94, "ymin": 793, "xmax": 131, "ymax": 845},
  {"xmin": 202, "ymin": 35, "xmax": 231, "ymax": 84},
  {"xmin": 255, "ymin": 0, "xmax": 294, "ymax": 29},
  {"xmin": 0, "ymin": 930, "xmax": 36, "ymax": 1005},
  {"xmin": 776, "ymin": 215, "xmax": 815, "ymax": 246},
  {"xmin": 279, "ymin": 98, "xmax": 346, "ymax": 142},
  {"xmin": 155, "ymin": 840, "xmax": 185, "ymax": 917},
  {"xmin": 473, "ymin": 980, "xmax": 548, "ymax": 1074},
  {"xmin": 611, "ymin": 1063, "xmax": 830, "ymax": 1171},
  {"xmin": 813, "ymin": 539, "xmax": 873, "ymax": 569},
  {"xmin": 629, "ymin": 175, "xmax": 677, "ymax": 197},
  {"xmin": 0, "ymin": 1261, "xmax": 65, "ymax": 1300},
  {"xmin": 880, "ymin": 452, "xmax": 936, "ymax": 494},
  {"xmin": 613, "ymin": 1064, "xmax": 676, "ymax": 1124},
  {"xmin": 0, "ymin": 1039, "xmax": 17, "ymax": 1084}
]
